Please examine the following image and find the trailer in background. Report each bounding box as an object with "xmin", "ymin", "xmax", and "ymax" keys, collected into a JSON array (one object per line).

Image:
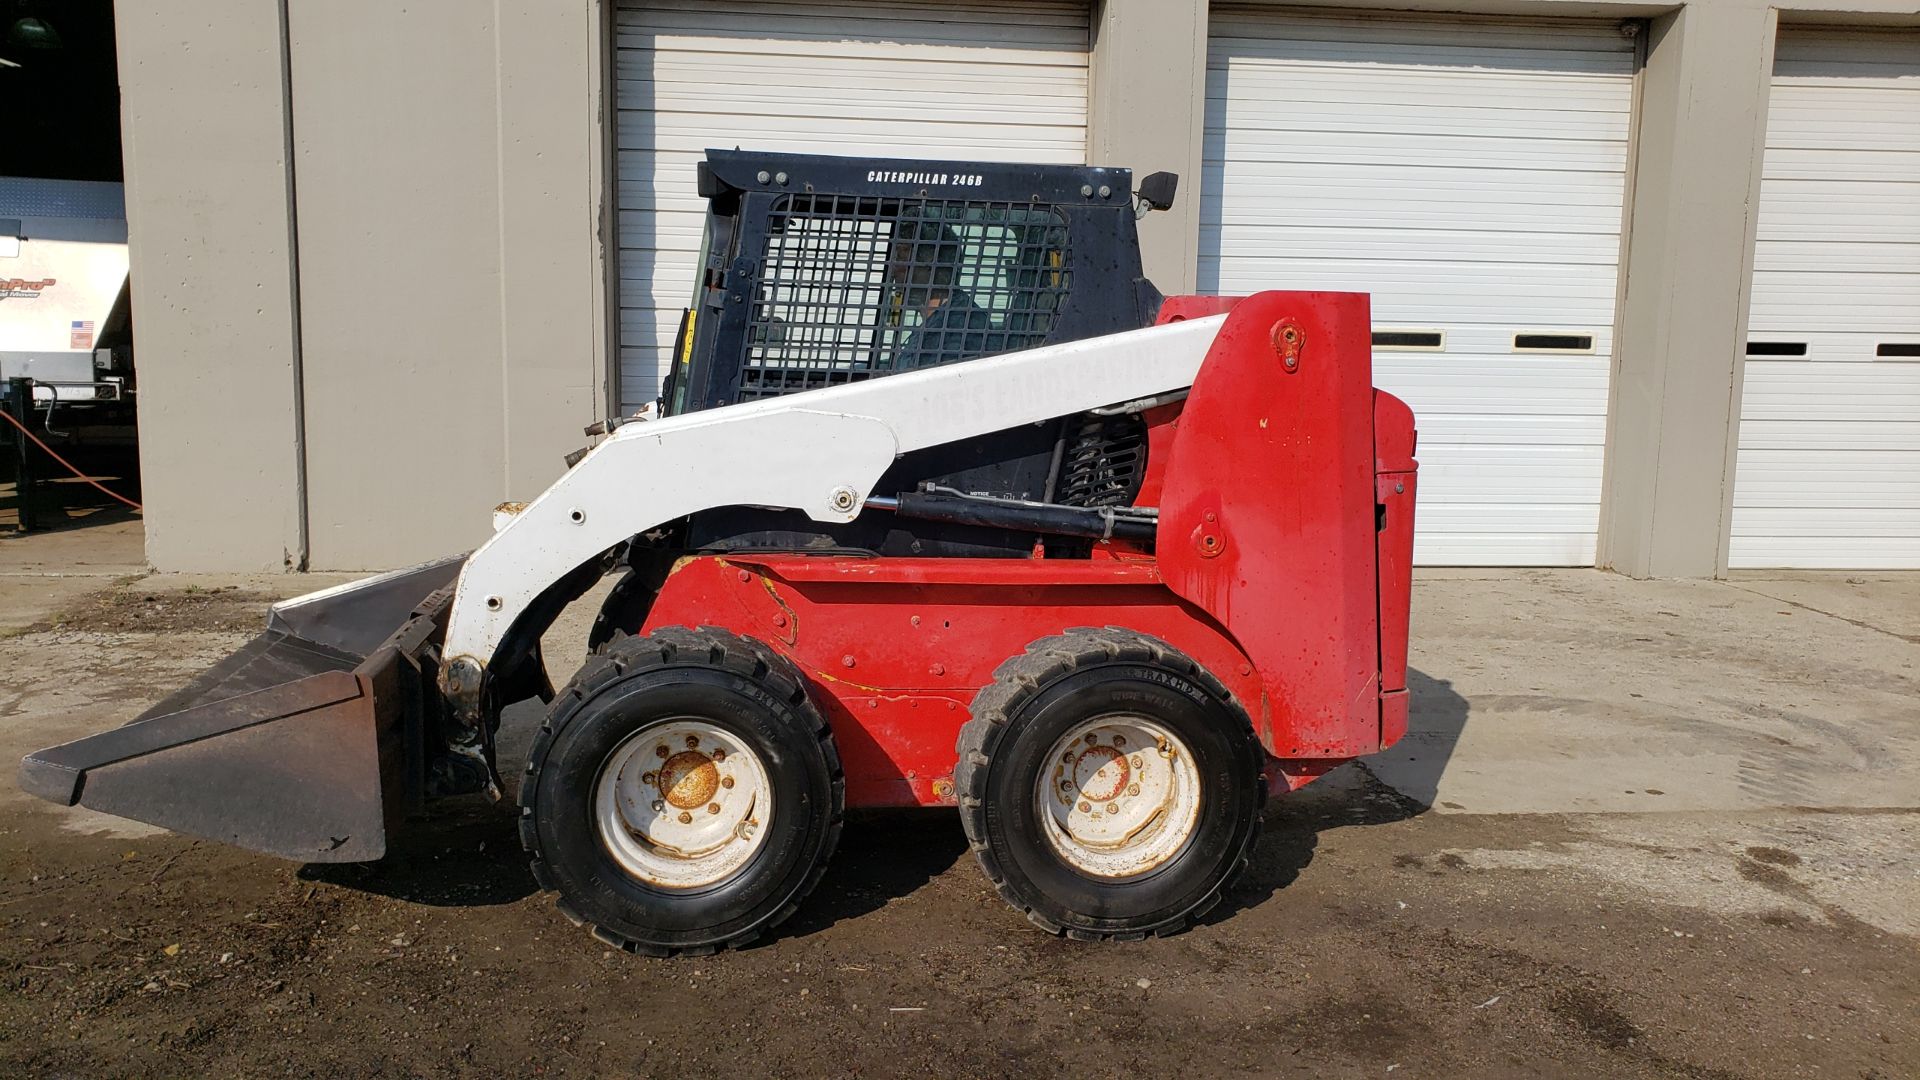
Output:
[{"xmin": 1, "ymin": 177, "xmax": 138, "ymax": 530}]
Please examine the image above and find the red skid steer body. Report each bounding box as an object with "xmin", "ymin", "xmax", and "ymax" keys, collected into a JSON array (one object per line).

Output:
[{"xmin": 23, "ymin": 150, "xmax": 1416, "ymax": 953}]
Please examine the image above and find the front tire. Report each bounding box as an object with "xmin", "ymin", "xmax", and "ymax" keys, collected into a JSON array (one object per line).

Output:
[
  {"xmin": 520, "ymin": 627, "xmax": 843, "ymax": 955},
  {"xmin": 955, "ymin": 628, "xmax": 1264, "ymax": 940}
]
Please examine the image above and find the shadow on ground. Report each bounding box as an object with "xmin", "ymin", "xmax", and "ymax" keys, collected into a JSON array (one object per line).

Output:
[
  {"xmin": 303, "ymin": 667, "xmax": 1472, "ymax": 936},
  {"xmin": 2, "ymin": 441, "xmax": 142, "ymax": 536},
  {"xmin": 298, "ymin": 798, "xmax": 537, "ymax": 907},
  {"xmin": 1206, "ymin": 666, "xmax": 1472, "ymax": 925}
]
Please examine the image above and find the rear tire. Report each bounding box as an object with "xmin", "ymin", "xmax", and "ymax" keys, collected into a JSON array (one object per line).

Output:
[
  {"xmin": 520, "ymin": 627, "xmax": 843, "ymax": 955},
  {"xmin": 955, "ymin": 628, "xmax": 1264, "ymax": 940}
]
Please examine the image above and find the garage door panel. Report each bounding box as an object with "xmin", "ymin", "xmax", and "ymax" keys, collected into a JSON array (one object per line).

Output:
[
  {"xmin": 1739, "ymin": 419, "xmax": 1920, "ymax": 452},
  {"xmin": 1735, "ymin": 452, "xmax": 1920, "ymax": 505},
  {"xmin": 1205, "ymin": 105, "xmax": 1628, "ymax": 144},
  {"xmin": 1202, "ymin": 225, "xmax": 1622, "ymax": 265},
  {"xmin": 613, "ymin": 0, "xmax": 1088, "ymax": 407},
  {"xmin": 634, "ymin": 115, "xmax": 1089, "ymax": 154},
  {"xmin": 1731, "ymin": 28, "xmax": 1920, "ymax": 568},
  {"xmin": 1726, "ymin": 539, "xmax": 1920, "ymax": 570},
  {"xmin": 1209, "ymin": 258, "xmax": 1620, "ymax": 296},
  {"xmin": 1202, "ymin": 7, "xmax": 1632, "ymax": 565},
  {"xmin": 1742, "ymin": 369, "xmax": 1920, "ymax": 406},
  {"xmin": 1202, "ymin": 167, "xmax": 1628, "ymax": 214},
  {"xmin": 1747, "ymin": 272, "xmax": 1920, "ymax": 329},
  {"xmin": 1204, "ymin": 68, "xmax": 1635, "ymax": 118},
  {"xmin": 1734, "ymin": 506, "xmax": 1920, "ymax": 537},
  {"xmin": 1418, "ymin": 448, "xmax": 1605, "ymax": 491},
  {"xmin": 1203, "ymin": 203, "xmax": 1625, "ymax": 238},
  {"xmin": 1750, "ymin": 238, "xmax": 1920, "ymax": 272},
  {"xmin": 638, "ymin": 90, "xmax": 1090, "ymax": 130},
  {"xmin": 1378, "ymin": 362, "xmax": 1610, "ymax": 403},
  {"xmin": 1411, "ymin": 516, "xmax": 1600, "ymax": 566},
  {"xmin": 1211, "ymin": 14, "xmax": 1632, "ymax": 68},
  {"xmin": 1741, "ymin": 331, "xmax": 1920, "ymax": 363},
  {"xmin": 627, "ymin": 2, "xmax": 1088, "ymax": 47},
  {"xmin": 1757, "ymin": 182, "xmax": 1920, "ymax": 242},
  {"xmin": 1410, "ymin": 413, "xmax": 1608, "ymax": 446},
  {"xmin": 1205, "ymin": 133, "xmax": 1629, "ymax": 174},
  {"xmin": 1209, "ymin": 262, "xmax": 1623, "ymax": 320},
  {"xmin": 1761, "ymin": 148, "xmax": 1920, "ymax": 182},
  {"xmin": 1414, "ymin": 537, "xmax": 1598, "ymax": 566}
]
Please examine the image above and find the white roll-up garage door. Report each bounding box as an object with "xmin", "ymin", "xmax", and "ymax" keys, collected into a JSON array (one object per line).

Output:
[
  {"xmin": 1203, "ymin": 9, "xmax": 1636, "ymax": 565},
  {"xmin": 1730, "ymin": 30, "xmax": 1920, "ymax": 569},
  {"xmin": 612, "ymin": 1, "xmax": 1090, "ymax": 411}
]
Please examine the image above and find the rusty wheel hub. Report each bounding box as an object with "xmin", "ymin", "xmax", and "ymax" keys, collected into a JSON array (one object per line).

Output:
[
  {"xmin": 593, "ymin": 720, "xmax": 772, "ymax": 890},
  {"xmin": 1037, "ymin": 717, "xmax": 1201, "ymax": 879}
]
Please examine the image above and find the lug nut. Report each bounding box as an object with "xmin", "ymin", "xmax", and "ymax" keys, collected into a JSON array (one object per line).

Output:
[
  {"xmin": 1113, "ymin": 734, "xmax": 1126, "ymax": 746},
  {"xmin": 655, "ymin": 745, "xmax": 669, "ymax": 759},
  {"xmin": 1127, "ymin": 783, "xmax": 1141, "ymax": 797},
  {"xmin": 707, "ymin": 803, "xmax": 721, "ymax": 815},
  {"xmin": 641, "ymin": 772, "xmax": 656, "ymax": 785},
  {"xmin": 712, "ymin": 748, "xmax": 726, "ymax": 762},
  {"xmin": 1131, "ymin": 755, "xmax": 1143, "ymax": 769},
  {"xmin": 678, "ymin": 811, "xmax": 693, "ymax": 824},
  {"xmin": 722, "ymin": 776, "xmax": 735, "ymax": 789},
  {"xmin": 1106, "ymin": 802, "xmax": 1119, "ymax": 814},
  {"xmin": 1084, "ymin": 733, "xmax": 1098, "ymax": 745},
  {"xmin": 685, "ymin": 735, "xmax": 700, "ymax": 749},
  {"xmin": 1078, "ymin": 801, "xmax": 1091, "ymax": 813}
]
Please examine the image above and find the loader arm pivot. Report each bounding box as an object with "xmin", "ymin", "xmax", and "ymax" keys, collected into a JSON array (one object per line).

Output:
[{"xmin": 438, "ymin": 315, "xmax": 1229, "ymax": 717}]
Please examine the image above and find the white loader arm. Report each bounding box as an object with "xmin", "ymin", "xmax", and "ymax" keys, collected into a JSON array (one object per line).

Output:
[{"xmin": 438, "ymin": 314, "xmax": 1228, "ymax": 702}]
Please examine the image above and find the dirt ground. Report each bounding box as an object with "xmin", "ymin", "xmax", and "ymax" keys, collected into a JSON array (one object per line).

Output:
[{"xmin": 0, "ymin": 526, "xmax": 1915, "ymax": 1078}]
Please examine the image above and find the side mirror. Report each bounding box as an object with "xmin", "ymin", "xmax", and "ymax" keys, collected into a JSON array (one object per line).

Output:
[{"xmin": 1136, "ymin": 171, "xmax": 1179, "ymax": 212}]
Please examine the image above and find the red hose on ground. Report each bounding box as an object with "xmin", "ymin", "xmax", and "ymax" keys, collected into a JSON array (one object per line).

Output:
[{"xmin": 0, "ymin": 406, "xmax": 144, "ymax": 512}]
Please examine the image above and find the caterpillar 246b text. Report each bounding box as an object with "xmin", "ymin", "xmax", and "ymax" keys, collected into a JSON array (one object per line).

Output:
[{"xmin": 22, "ymin": 151, "xmax": 1417, "ymax": 955}]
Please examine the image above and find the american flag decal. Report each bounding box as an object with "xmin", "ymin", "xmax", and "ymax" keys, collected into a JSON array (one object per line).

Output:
[{"xmin": 70, "ymin": 320, "xmax": 95, "ymax": 350}]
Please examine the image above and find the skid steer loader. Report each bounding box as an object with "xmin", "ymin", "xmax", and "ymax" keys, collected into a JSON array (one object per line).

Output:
[{"xmin": 22, "ymin": 150, "xmax": 1418, "ymax": 953}]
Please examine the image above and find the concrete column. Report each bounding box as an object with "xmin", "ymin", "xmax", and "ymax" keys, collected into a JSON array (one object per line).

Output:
[
  {"xmin": 1598, "ymin": 1, "xmax": 1778, "ymax": 578},
  {"xmin": 496, "ymin": 0, "xmax": 611, "ymax": 500},
  {"xmin": 116, "ymin": 2, "xmax": 306, "ymax": 572},
  {"xmin": 1088, "ymin": 0, "xmax": 1209, "ymax": 293},
  {"xmin": 286, "ymin": 2, "xmax": 604, "ymax": 570}
]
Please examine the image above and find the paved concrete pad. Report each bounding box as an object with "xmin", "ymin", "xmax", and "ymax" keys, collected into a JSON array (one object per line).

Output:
[
  {"xmin": 0, "ymin": 517, "xmax": 145, "ymax": 577},
  {"xmin": 1728, "ymin": 571, "xmax": 1920, "ymax": 644},
  {"xmin": 1366, "ymin": 569, "xmax": 1919, "ymax": 816}
]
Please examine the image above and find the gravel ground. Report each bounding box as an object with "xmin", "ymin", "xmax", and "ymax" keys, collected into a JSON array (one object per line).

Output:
[{"xmin": 0, "ymin": 569, "xmax": 1914, "ymax": 1078}]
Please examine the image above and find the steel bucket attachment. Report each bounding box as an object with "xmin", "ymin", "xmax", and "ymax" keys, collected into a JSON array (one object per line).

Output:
[{"xmin": 18, "ymin": 556, "xmax": 464, "ymax": 863}]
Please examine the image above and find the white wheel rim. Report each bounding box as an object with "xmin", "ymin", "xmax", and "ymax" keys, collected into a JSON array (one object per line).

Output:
[
  {"xmin": 1035, "ymin": 715, "xmax": 1202, "ymax": 880},
  {"xmin": 593, "ymin": 719, "xmax": 774, "ymax": 890}
]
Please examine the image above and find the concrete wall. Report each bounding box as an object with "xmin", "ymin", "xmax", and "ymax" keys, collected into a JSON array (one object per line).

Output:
[
  {"xmin": 1090, "ymin": 0, "xmax": 1210, "ymax": 293},
  {"xmin": 117, "ymin": 2, "xmax": 305, "ymax": 572},
  {"xmin": 1596, "ymin": 1, "xmax": 1778, "ymax": 578},
  {"xmin": 120, "ymin": 0, "xmax": 607, "ymax": 572},
  {"xmin": 118, "ymin": 0, "xmax": 1917, "ymax": 575},
  {"xmin": 286, "ymin": 2, "xmax": 606, "ymax": 570}
]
